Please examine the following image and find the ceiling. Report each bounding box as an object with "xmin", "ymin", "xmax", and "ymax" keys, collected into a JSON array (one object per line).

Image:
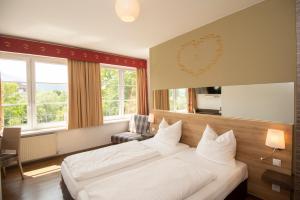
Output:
[{"xmin": 0, "ymin": 0, "xmax": 263, "ymax": 59}]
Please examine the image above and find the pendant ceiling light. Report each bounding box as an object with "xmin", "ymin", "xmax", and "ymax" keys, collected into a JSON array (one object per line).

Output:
[{"xmin": 115, "ymin": 0, "xmax": 140, "ymax": 22}]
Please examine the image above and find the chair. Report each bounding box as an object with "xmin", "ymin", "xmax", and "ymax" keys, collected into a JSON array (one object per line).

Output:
[
  {"xmin": 111, "ymin": 115, "xmax": 150, "ymax": 144},
  {"xmin": 0, "ymin": 128, "xmax": 24, "ymax": 179}
]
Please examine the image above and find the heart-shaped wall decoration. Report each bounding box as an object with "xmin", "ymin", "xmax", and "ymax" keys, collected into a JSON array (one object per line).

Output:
[{"xmin": 177, "ymin": 34, "xmax": 223, "ymax": 76}]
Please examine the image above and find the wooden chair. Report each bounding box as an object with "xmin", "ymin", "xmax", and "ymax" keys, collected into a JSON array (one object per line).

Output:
[{"xmin": 0, "ymin": 128, "xmax": 24, "ymax": 179}]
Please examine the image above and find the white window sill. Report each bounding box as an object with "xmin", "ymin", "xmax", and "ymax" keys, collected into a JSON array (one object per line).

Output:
[
  {"xmin": 104, "ymin": 118, "xmax": 130, "ymax": 124},
  {"xmin": 21, "ymin": 127, "xmax": 67, "ymax": 138},
  {"xmin": 18, "ymin": 119, "xmax": 129, "ymax": 138}
]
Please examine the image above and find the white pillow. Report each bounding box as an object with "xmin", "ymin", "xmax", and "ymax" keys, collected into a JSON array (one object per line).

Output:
[
  {"xmin": 158, "ymin": 118, "xmax": 169, "ymax": 129},
  {"xmin": 154, "ymin": 118, "xmax": 182, "ymax": 146},
  {"xmin": 196, "ymin": 125, "xmax": 236, "ymax": 166}
]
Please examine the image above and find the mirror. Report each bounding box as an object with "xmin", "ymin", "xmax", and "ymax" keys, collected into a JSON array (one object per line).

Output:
[{"xmin": 152, "ymin": 82, "xmax": 294, "ymax": 124}]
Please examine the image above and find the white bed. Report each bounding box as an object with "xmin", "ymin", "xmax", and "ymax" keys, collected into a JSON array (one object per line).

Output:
[
  {"xmin": 77, "ymin": 148, "xmax": 247, "ymax": 200},
  {"xmin": 61, "ymin": 138, "xmax": 189, "ymax": 198}
]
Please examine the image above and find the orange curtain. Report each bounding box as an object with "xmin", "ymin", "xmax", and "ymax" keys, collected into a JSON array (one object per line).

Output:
[
  {"xmin": 0, "ymin": 73, "xmax": 3, "ymax": 128},
  {"xmin": 153, "ymin": 90, "xmax": 170, "ymax": 110},
  {"xmin": 137, "ymin": 68, "xmax": 149, "ymax": 115},
  {"xmin": 68, "ymin": 60, "xmax": 103, "ymax": 129},
  {"xmin": 188, "ymin": 88, "xmax": 197, "ymax": 113}
]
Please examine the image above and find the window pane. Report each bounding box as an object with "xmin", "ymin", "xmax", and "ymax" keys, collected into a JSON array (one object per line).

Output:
[
  {"xmin": 35, "ymin": 62, "xmax": 67, "ymax": 83},
  {"xmin": 175, "ymin": 89, "xmax": 187, "ymax": 111},
  {"xmin": 35, "ymin": 62, "xmax": 67, "ymax": 127},
  {"xmin": 102, "ymin": 100, "xmax": 120, "ymax": 117},
  {"xmin": 101, "ymin": 67, "xmax": 137, "ymax": 120},
  {"xmin": 124, "ymin": 85, "xmax": 136, "ymax": 100},
  {"xmin": 124, "ymin": 70, "xmax": 136, "ymax": 115},
  {"xmin": 169, "ymin": 89, "xmax": 175, "ymax": 111},
  {"xmin": 0, "ymin": 59, "xmax": 28, "ymax": 128},
  {"xmin": 124, "ymin": 70, "xmax": 136, "ymax": 86},
  {"xmin": 101, "ymin": 68, "xmax": 119, "ymax": 87},
  {"xmin": 124, "ymin": 100, "xmax": 137, "ymax": 115},
  {"xmin": 0, "ymin": 59, "xmax": 27, "ymax": 82},
  {"xmin": 101, "ymin": 68, "xmax": 120, "ymax": 118},
  {"xmin": 2, "ymin": 82, "xmax": 28, "ymax": 127}
]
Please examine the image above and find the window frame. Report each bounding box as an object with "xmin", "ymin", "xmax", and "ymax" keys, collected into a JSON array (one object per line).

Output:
[
  {"xmin": 101, "ymin": 64, "xmax": 137, "ymax": 121},
  {"xmin": 0, "ymin": 51, "xmax": 68, "ymax": 131}
]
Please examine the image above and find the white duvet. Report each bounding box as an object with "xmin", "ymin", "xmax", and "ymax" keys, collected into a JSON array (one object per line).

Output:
[
  {"xmin": 64, "ymin": 140, "xmax": 160, "ymax": 181},
  {"xmin": 78, "ymin": 157, "xmax": 216, "ymax": 200}
]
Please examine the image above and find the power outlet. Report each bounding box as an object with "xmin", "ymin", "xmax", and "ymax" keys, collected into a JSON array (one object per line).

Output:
[
  {"xmin": 273, "ymin": 158, "xmax": 281, "ymax": 167},
  {"xmin": 272, "ymin": 184, "xmax": 280, "ymax": 192}
]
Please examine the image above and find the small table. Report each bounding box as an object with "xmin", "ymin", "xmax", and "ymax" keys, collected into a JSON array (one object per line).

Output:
[{"xmin": 262, "ymin": 170, "xmax": 293, "ymax": 191}]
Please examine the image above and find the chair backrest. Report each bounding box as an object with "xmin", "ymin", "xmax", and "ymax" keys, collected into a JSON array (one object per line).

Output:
[
  {"xmin": 134, "ymin": 115, "xmax": 150, "ymax": 134},
  {"xmin": 1, "ymin": 127, "xmax": 21, "ymax": 154}
]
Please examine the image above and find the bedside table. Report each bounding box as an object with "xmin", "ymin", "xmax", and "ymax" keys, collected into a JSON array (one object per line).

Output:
[{"xmin": 262, "ymin": 170, "xmax": 293, "ymax": 191}]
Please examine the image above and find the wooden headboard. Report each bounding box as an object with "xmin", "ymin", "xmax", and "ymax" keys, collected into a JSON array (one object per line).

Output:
[{"xmin": 152, "ymin": 110, "xmax": 293, "ymax": 200}]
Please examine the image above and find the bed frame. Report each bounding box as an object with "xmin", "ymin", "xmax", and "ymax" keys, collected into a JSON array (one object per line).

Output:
[{"xmin": 60, "ymin": 177, "xmax": 248, "ymax": 200}]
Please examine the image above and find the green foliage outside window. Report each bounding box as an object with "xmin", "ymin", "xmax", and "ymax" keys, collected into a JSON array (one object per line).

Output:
[
  {"xmin": 2, "ymin": 82, "xmax": 67, "ymax": 127},
  {"xmin": 101, "ymin": 67, "xmax": 137, "ymax": 118}
]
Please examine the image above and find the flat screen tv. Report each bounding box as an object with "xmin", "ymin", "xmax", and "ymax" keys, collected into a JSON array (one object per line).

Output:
[{"xmin": 196, "ymin": 86, "xmax": 221, "ymax": 94}]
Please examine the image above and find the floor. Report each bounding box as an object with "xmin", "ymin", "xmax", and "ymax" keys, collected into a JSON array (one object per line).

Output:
[{"xmin": 2, "ymin": 156, "xmax": 261, "ymax": 200}]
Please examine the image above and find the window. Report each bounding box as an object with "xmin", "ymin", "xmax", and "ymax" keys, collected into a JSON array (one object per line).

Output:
[
  {"xmin": 101, "ymin": 66, "xmax": 137, "ymax": 121},
  {"xmin": 0, "ymin": 52, "xmax": 68, "ymax": 131},
  {"xmin": 169, "ymin": 88, "xmax": 188, "ymax": 112}
]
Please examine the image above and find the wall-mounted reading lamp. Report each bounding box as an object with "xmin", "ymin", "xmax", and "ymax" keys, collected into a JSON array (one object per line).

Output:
[{"xmin": 260, "ymin": 129, "xmax": 285, "ymax": 160}]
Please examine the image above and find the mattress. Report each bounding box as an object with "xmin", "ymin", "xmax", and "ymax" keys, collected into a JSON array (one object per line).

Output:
[
  {"xmin": 76, "ymin": 148, "xmax": 248, "ymax": 200},
  {"xmin": 61, "ymin": 138, "xmax": 189, "ymax": 198}
]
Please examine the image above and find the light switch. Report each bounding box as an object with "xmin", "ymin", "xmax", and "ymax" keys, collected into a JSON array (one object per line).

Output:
[{"xmin": 273, "ymin": 158, "xmax": 281, "ymax": 167}]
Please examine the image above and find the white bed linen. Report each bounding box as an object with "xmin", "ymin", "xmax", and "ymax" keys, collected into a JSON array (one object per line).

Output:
[
  {"xmin": 77, "ymin": 157, "xmax": 215, "ymax": 200},
  {"xmin": 64, "ymin": 140, "xmax": 159, "ymax": 181},
  {"xmin": 181, "ymin": 149, "xmax": 248, "ymax": 200},
  {"xmin": 61, "ymin": 139, "xmax": 189, "ymax": 199},
  {"xmin": 76, "ymin": 148, "xmax": 247, "ymax": 200}
]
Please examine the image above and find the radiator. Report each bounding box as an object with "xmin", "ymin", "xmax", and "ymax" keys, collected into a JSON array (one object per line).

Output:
[{"xmin": 20, "ymin": 134, "xmax": 57, "ymax": 162}]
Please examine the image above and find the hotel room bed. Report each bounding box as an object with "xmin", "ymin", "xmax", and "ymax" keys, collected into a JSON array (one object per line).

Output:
[
  {"xmin": 77, "ymin": 148, "xmax": 248, "ymax": 200},
  {"xmin": 61, "ymin": 138, "xmax": 189, "ymax": 198}
]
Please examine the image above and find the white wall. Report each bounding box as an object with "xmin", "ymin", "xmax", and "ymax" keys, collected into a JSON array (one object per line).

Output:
[
  {"xmin": 221, "ymin": 82, "xmax": 294, "ymax": 123},
  {"xmin": 57, "ymin": 121, "xmax": 128, "ymax": 154},
  {"xmin": 20, "ymin": 121, "xmax": 129, "ymax": 162}
]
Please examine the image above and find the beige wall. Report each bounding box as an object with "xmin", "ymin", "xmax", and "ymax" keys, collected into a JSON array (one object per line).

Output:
[{"xmin": 150, "ymin": 0, "xmax": 296, "ymax": 90}]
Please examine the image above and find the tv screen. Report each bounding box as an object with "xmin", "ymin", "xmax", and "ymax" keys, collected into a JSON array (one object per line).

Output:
[{"xmin": 207, "ymin": 86, "xmax": 221, "ymax": 94}]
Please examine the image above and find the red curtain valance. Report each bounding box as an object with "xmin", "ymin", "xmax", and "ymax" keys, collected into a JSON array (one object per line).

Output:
[{"xmin": 0, "ymin": 35, "xmax": 147, "ymax": 68}]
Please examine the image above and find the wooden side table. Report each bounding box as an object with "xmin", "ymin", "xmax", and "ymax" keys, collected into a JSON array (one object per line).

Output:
[{"xmin": 262, "ymin": 170, "xmax": 293, "ymax": 191}]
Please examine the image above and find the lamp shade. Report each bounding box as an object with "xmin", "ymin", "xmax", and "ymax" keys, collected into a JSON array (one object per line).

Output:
[
  {"xmin": 265, "ymin": 129, "xmax": 285, "ymax": 149},
  {"xmin": 148, "ymin": 113, "xmax": 154, "ymax": 123},
  {"xmin": 115, "ymin": 0, "xmax": 140, "ymax": 22}
]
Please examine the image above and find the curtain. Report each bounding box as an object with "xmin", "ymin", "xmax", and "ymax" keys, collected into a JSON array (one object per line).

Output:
[
  {"xmin": 0, "ymin": 73, "xmax": 3, "ymax": 128},
  {"xmin": 153, "ymin": 90, "xmax": 170, "ymax": 110},
  {"xmin": 137, "ymin": 68, "xmax": 149, "ymax": 115},
  {"xmin": 188, "ymin": 88, "xmax": 197, "ymax": 113},
  {"xmin": 68, "ymin": 60, "xmax": 103, "ymax": 129}
]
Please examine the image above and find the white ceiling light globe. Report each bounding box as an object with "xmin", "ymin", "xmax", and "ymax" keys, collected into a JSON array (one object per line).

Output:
[{"xmin": 115, "ymin": 0, "xmax": 140, "ymax": 22}]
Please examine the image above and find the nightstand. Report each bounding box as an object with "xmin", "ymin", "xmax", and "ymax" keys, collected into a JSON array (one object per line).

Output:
[{"xmin": 262, "ymin": 170, "xmax": 293, "ymax": 191}]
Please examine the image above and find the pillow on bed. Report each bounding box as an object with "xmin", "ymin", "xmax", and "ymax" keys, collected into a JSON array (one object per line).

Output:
[
  {"xmin": 154, "ymin": 118, "xmax": 182, "ymax": 146},
  {"xmin": 196, "ymin": 125, "xmax": 236, "ymax": 166},
  {"xmin": 158, "ymin": 118, "xmax": 169, "ymax": 129}
]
